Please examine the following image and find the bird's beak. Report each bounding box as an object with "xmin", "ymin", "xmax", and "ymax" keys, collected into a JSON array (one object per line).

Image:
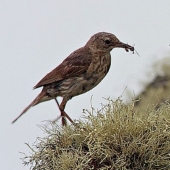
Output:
[{"xmin": 116, "ymin": 41, "xmax": 134, "ymax": 52}]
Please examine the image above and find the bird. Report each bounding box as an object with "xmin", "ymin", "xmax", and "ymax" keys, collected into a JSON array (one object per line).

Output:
[{"xmin": 12, "ymin": 32, "xmax": 134, "ymax": 125}]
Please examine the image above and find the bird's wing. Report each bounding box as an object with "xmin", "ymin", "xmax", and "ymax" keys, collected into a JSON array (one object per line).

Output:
[{"xmin": 34, "ymin": 47, "xmax": 92, "ymax": 88}]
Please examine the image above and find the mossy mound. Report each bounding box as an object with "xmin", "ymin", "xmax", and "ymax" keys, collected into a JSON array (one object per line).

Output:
[{"xmin": 22, "ymin": 99, "xmax": 170, "ymax": 170}]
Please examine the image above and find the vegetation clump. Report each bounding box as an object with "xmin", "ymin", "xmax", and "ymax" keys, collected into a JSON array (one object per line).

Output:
[
  {"xmin": 134, "ymin": 57, "xmax": 170, "ymax": 109},
  {"xmin": 22, "ymin": 99, "xmax": 170, "ymax": 170}
]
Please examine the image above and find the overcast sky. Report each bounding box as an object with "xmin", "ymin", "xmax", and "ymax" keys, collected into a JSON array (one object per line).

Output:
[{"xmin": 1, "ymin": 1, "xmax": 170, "ymax": 169}]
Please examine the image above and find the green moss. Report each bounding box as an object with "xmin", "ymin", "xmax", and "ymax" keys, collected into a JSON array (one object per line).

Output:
[{"xmin": 22, "ymin": 99, "xmax": 170, "ymax": 170}]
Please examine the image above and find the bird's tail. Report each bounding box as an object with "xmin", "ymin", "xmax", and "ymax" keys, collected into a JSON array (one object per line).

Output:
[{"xmin": 12, "ymin": 91, "xmax": 49, "ymax": 124}]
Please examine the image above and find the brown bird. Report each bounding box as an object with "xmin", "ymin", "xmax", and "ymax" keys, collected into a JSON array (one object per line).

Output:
[{"xmin": 12, "ymin": 32, "xmax": 134, "ymax": 125}]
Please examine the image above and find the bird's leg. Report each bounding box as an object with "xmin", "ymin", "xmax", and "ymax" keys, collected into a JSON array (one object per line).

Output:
[
  {"xmin": 54, "ymin": 98, "xmax": 74, "ymax": 126},
  {"xmin": 53, "ymin": 98, "xmax": 62, "ymax": 121},
  {"xmin": 53, "ymin": 98, "xmax": 66, "ymax": 125},
  {"xmin": 59, "ymin": 98, "xmax": 75, "ymax": 126}
]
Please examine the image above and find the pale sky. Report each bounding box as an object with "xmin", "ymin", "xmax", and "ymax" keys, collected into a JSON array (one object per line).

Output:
[{"xmin": 1, "ymin": 1, "xmax": 170, "ymax": 169}]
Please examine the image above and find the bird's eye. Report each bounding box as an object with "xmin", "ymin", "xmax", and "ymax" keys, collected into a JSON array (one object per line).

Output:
[{"xmin": 105, "ymin": 40, "xmax": 111, "ymax": 44}]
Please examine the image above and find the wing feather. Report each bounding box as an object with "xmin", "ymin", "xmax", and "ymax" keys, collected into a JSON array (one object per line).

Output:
[{"xmin": 34, "ymin": 47, "xmax": 92, "ymax": 88}]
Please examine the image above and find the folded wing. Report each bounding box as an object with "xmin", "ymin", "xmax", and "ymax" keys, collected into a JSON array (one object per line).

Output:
[{"xmin": 34, "ymin": 47, "xmax": 92, "ymax": 89}]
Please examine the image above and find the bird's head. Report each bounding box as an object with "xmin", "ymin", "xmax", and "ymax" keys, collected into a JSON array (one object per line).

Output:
[{"xmin": 85, "ymin": 32, "xmax": 134, "ymax": 53}]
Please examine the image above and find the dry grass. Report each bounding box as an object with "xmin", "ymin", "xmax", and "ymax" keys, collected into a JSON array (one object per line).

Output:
[{"xmin": 22, "ymin": 99, "xmax": 170, "ymax": 170}]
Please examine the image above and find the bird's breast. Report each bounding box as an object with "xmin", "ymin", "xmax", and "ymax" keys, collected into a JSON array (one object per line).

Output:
[
  {"xmin": 88, "ymin": 52, "xmax": 111, "ymax": 76},
  {"xmin": 85, "ymin": 53, "xmax": 111, "ymax": 87}
]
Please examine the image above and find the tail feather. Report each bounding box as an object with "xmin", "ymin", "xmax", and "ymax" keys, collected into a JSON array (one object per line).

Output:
[{"xmin": 12, "ymin": 91, "xmax": 48, "ymax": 124}]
